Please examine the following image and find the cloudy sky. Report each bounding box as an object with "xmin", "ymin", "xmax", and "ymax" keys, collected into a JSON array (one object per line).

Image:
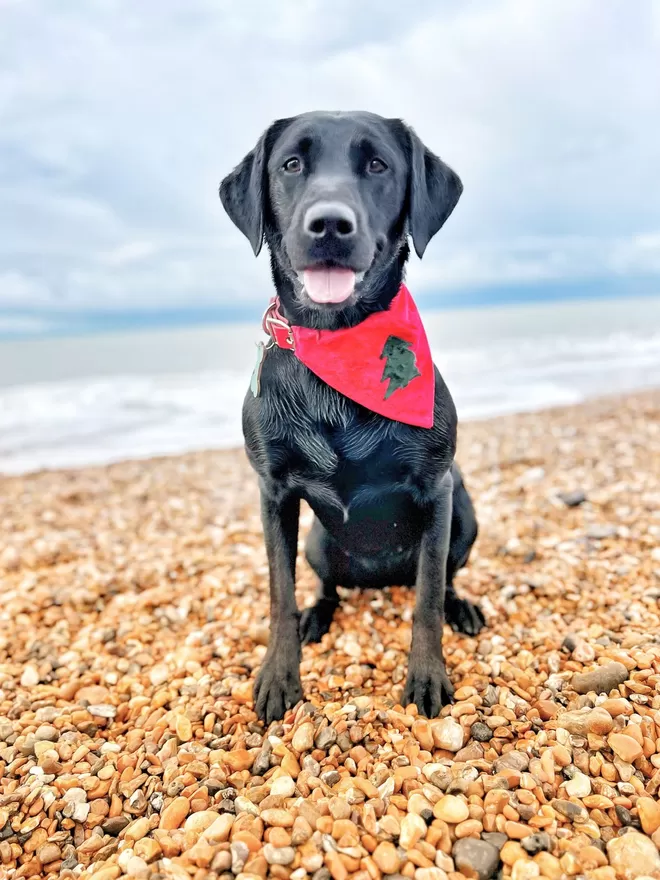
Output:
[{"xmin": 1, "ymin": 0, "xmax": 659, "ymax": 336}]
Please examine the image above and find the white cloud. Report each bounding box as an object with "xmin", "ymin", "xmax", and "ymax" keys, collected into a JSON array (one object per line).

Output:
[{"xmin": 0, "ymin": 0, "xmax": 659, "ymax": 316}]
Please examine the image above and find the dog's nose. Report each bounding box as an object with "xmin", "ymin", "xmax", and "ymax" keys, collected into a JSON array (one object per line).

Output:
[{"xmin": 303, "ymin": 201, "xmax": 357, "ymax": 239}]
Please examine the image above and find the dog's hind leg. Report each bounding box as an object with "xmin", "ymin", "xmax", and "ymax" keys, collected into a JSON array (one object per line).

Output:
[
  {"xmin": 444, "ymin": 464, "xmax": 485, "ymax": 636},
  {"xmin": 300, "ymin": 517, "xmax": 340, "ymax": 644}
]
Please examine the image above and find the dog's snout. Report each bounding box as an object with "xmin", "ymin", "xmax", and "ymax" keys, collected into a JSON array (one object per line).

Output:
[{"xmin": 303, "ymin": 201, "xmax": 357, "ymax": 240}]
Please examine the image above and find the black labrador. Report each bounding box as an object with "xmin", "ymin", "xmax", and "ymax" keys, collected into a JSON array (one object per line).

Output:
[{"xmin": 219, "ymin": 111, "xmax": 484, "ymax": 723}]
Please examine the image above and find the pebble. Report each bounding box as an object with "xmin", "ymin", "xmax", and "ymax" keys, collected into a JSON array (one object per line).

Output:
[
  {"xmin": 564, "ymin": 771, "xmax": 591, "ymax": 797},
  {"xmin": 1, "ymin": 391, "xmax": 659, "ymax": 880},
  {"xmin": 263, "ymin": 843, "xmax": 296, "ymax": 866},
  {"xmin": 432, "ymin": 717, "xmax": 464, "ymax": 751},
  {"xmin": 471, "ymin": 722, "xmax": 493, "ymax": 742},
  {"xmin": 292, "ymin": 723, "xmax": 315, "ymax": 752},
  {"xmin": 557, "ymin": 707, "xmax": 613, "ymax": 736},
  {"xmin": 608, "ymin": 732, "xmax": 643, "ymax": 763},
  {"xmin": 607, "ymin": 832, "xmax": 660, "ymax": 879},
  {"xmin": 36, "ymin": 843, "xmax": 61, "ymax": 864},
  {"xmin": 637, "ymin": 797, "xmax": 660, "ymax": 835},
  {"xmin": 159, "ymin": 796, "xmax": 190, "ymax": 829},
  {"xmin": 572, "ymin": 662, "xmax": 629, "ymax": 695},
  {"xmin": 399, "ymin": 813, "xmax": 427, "ymax": 849},
  {"xmin": 373, "ymin": 841, "xmax": 401, "ymax": 874},
  {"xmin": 433, "ymin": 795, "xmax": 470, "ymax": 824},
  {"xmin": 270, "ymin": 775, "xmax": 296, "ymax": 797},
  {"xmin": 20, "ymin": 665, "xmax": 39, "ymax": 687},
  {"xmin": 452, "ymin": 838, "xmax": 500, "ymax": 880},
  {"xmin": 559, "ymin": 489, "xmax": 587, "ymax": 507}
]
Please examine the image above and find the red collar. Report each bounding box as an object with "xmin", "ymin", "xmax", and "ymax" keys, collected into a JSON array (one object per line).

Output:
[{"xmin": 259, "ymin": 284, "xmax": 435, "ymax": 429}]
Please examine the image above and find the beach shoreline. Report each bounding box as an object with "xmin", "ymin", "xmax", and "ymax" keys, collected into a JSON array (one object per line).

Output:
[{"xmin": 1, "ymin": 389, "xmax": 660, "ymax": 878}]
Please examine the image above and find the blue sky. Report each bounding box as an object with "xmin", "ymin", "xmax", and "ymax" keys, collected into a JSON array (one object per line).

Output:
[{"xmin": 1, "ymin": 0, "xmax": 659, "ymax": 338}]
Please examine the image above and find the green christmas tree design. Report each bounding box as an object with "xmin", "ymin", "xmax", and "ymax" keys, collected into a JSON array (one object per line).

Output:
[{"xmin": 380, "ymin": 335, "xmax": 421, "ymax": 399}]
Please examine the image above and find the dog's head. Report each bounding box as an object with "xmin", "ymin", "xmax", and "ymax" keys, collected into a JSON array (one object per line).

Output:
[{"xmin": 220, "ymin": 111, "xmax": 462, "ymax": 325}]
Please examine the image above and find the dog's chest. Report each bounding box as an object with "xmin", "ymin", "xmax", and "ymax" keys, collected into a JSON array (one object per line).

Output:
[{"xmin": 250, "ymin": 354, "xmax": 438, "ymax": 529}]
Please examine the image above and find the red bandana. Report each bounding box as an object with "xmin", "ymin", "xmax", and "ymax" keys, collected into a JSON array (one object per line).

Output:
[{"xmin": 255, "ymin": 284, "xmax": 434, "ymax": 429}]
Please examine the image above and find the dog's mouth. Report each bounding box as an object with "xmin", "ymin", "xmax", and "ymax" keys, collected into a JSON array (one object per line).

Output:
[{"xmin": 297, "ymin": 266, "xmax": 365, "ymax": 305}]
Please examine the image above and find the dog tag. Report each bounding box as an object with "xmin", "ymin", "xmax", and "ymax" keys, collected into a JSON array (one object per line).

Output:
[{"xmin": 250, "ymin": 341, "xmax": 267, "ymax": 397}]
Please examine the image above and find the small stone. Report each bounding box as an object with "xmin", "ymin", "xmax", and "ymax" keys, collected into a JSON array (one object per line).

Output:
[
  {"xmin": 76, "ymin": 684, "xmax": 110, "ymax": 703},
  {"xmin": 533, "ymin": 852, "xmax": 562, "ymax": 879},
  {"xmin": 134, "ymin": 838, "xmax": 161, "ymax": 863},
  {"xmin": 415, "ymin": 870, "xmax": 448, "ymax": 880},
  {"xmin": 103, "ymin": 817, "xmax": 130, "ymax": 835},
  {"xmin": 20, "ymin": 665, "xmax": 39, "ymax": 687},
  {"xmin": 263, "ymin": 843, "xmax": 295, "ymax": 866},
  {"xmin": 36, "ymin": 843, "xmax": 62, "ymax": 864},
  {"xmin": 184, "ymin": 810, "xmax": 219, "ymax": 834},
  {"xmin": 316, "ymin": 727, "xmax": 337, "ymax": 750},
  {"xmin": 203, "ymin": 814, "xmax": 234, "ymax": 843},
  {"xmin": 452, "ymin": 838, "xmax": 500, "ymax": 880},
  {"xmin": 501, "ymin": 841, "xmax": 527, "ymax": 866},
  {"xmin": 455, "ymin": 742, "xmax": 484, "ymax": 763},
  {"xmin": 557, "ymin": 707, "xmax": 613, "ymax": 736},
  {"xmin": 493, "ymin": 750, "xmax": 529, "ymax": 773},
  {"xmin": 292, "ymin": 723, "xmax": 315, "ymax": 753},
  {"xmin": 34, "ymin": 724, "xmax": 58, "ymax": 742},
  {"xmin": 373, "ymin": 841, "xmax": 401, "ymax": 874},
  {"xmin": 261, "ymin": 808, "xmax": 295, "ymax": 827},
  {"xmin": 434, "ymin": 795, "xmax": 470, "ymax": 824},
  {"xmin": 481, "ymin": 832, "xmax": 508, "ymax": 850},
  {"xmin": 608, "ymin": 733, "xmax": 643, "ymax": 763},
  {"xmin": 270, "ymin": 775, "xmax": 296, "ymax": 798},
  {"xmin": 413, "ymin": 719, "xmax": 435, "ymax": 750},
  {"xmin": 607, "ymin": 832, "xmax": 660, "ymax": 880},
  {"xmin": 223, "ymin": 749, "xmax": 254, "ymax": 772},
  {"xmin": 564, "ymin": 771, "xmax": 591, "ymax": 798},
  {"xmin": 559, "ymin": 489, "xmax": 586, "ymax": 507},
  {"xmin": 550, "ymin": 799, "xmax": 588, "ymax": 822},
  {"xmin": 572, "ymin": 640, "xmax": 595, "ymax": 663},
  {"xmin": 572, "ymin": 662, "xmax": 628, "ymax": 695},
  {"xmin": 325, "ymin": 850, "xmax": 348, "ymax": 880},
  {"xmin": 432, "ymin": 717, "xmax": 464, "ymax": 751},
  {"xmin": 159, "ymin": 796, "xmax": 190, "ymax": 829},
  {"xmin": 637, "ymin": 797, "xmax": 660, "ymax": 835},
  {"xmin": 176, "ymin": 714, "xmax": 193, "ymax": 742},
  {"xmin": 231, "ymin": 840, "xmax": 249, "ymax": 874},
  {"xmin": 126, "ymin": 856, "xmax": 149, "ymax": 876},
  {"xmin": 521, "ymin": 832, "xmax": 551, "ymax": 855},
  {"xmin": 291, "ymin": 816, "xmax": 313, "ymax": 845},
  {"xmin": 471, "ymin": 722, "xmax": 493, "ymax": 742},
  {"xmin": 399, "ymin": 813, "xmax": 427, "ymax": 849}
]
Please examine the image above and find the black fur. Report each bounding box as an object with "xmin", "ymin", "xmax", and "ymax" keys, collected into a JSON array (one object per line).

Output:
[{"xmin": 219, "ymin": 111, "xmax": 483, "ymax": 723}]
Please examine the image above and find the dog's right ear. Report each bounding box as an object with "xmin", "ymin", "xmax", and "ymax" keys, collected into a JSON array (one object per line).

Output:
[{"xmin": 219, "ymin": 119, "xmax": 292, "ymax": 257}]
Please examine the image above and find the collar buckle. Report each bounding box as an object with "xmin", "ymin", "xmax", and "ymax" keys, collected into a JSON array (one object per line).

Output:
[{"xmin": 262, "ymin": 297, "xmax": 295, "ymax": 350}]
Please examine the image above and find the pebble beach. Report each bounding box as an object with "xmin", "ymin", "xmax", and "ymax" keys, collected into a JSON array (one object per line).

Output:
[{"xmin": 1, "ymin": 389, "xmax": 660, "ymax": 880}]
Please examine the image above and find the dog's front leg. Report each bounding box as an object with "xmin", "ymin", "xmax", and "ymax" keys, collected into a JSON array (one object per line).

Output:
[
  {"xmin": 253, "ymin": 486, "xmax": 303, "ymax": 724},
  {"xmin": 403, "ymin": 470, "xmax": 455, "ymax": 717}
]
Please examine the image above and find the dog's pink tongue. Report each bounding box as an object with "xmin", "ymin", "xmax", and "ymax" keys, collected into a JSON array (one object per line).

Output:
[{"xmin": 303, "ymin": 268, "xmax": 355, "ymax": 304}]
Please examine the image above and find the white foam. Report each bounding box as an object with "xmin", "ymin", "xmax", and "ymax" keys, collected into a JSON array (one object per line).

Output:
[{"xmin": 2, "ymin": 297, "xmax": 660, "ymax": 475}]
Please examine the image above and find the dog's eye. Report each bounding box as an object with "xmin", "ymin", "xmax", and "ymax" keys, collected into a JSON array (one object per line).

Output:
[
  {"xmin": 368, "ymin": 158, "xmax": 388, "ymax": 174},
  {"xmin": 283, "ymin": 157, "xmax": 302, "ymax": 174}
]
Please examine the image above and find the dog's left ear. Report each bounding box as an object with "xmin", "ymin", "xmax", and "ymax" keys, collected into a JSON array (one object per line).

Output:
[
  {"xmin": 219, "ymin": 118, "xmax": 292, "ymax": 256},
  {"xmin": 394, "ymin": 121, "xmax": 463, "ymax": 259}
]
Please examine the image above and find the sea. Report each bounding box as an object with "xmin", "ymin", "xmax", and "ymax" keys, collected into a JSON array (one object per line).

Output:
[{"xmin": 1, "ymin": 295, "xmax": 659, "ymax": 475}]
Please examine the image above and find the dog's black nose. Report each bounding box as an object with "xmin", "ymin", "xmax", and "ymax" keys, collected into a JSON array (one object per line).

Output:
[{"xmin": 303, "ymin": 201, "xmax": 357, "ymax": 239}]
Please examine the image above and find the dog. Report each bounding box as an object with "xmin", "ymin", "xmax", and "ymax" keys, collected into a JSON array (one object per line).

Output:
[{"xmin": 219, "ymin": 111, "xmax": 484, "ymax": 723}]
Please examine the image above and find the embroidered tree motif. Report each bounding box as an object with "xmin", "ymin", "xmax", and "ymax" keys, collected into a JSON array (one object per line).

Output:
[{"xmin": 380, "ymin": 335, "xmax": 421, "ymax": 399}]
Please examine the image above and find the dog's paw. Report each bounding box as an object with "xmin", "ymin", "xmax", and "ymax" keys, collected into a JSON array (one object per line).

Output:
[
  {"xmin": 253, "ymin": 653, "xmax": 303, "ymax": 725},
  {"xmin": 445, "ymin": 592, "xmax": 486, "ymax": 636},
  {"xmin": 300, "ymin": 599, "xmax": 338, "ymax": 645},
  {"xmin": 403, "ymin": 655, "xmax": 454, "ymax": 718}
]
